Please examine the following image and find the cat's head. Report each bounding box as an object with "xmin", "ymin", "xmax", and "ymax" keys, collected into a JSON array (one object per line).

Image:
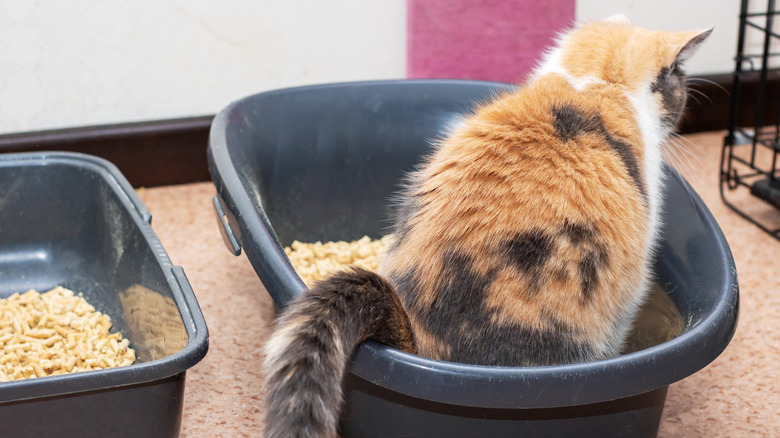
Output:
[{"xmin": 535, "ymin": 15, "xmax": 711, "ymax": 131}]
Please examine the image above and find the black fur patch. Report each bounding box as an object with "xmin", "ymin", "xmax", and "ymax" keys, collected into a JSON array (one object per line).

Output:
[
  {"xmin": 503, "ymin": 230, "xmax": 555, "ymax": 294},
  {"xmin": 387, "ymin": 267, "xmax": 422, "ymax": 312},
  {"xmin": 604, "ymin": 135, "xmax": 646, "ymax": 198},
  {"xmin": 552, "ymin": 104, "xmax": 646, "ymax": 199},
  {"xmin": 552, "ymin": 104, "xmax": 604, "ymax": 142},
  {"xmin": 468, "ymin": 319, "xmax": 595, "ymax": 366},
  {"xmin": 398, "ymin": 249, "xmax": 594, "ymax": 366},
  {"xmin": 563, "ymin": 223, "xmax": 610, "ymax": 303},
  {"xmin": 431, "ymin": 250, "xmax": 499, "ymax": 326},
  {"xmin": 651, "ymin": 66, "xmax": 687, "ymax": 127},
  {"xmin": 578, "ymin": 255, "xmax": 600, "ymax": 301},
  {"xmin": 504, "ymin": 230, "xmax": 555, "ymax": 273},
  {"xmin": 562, "ymin": 222, "xmax": 594, "ymax": 245}
]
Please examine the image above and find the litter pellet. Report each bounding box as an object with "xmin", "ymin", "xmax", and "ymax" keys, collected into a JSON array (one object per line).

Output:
[
  {"xmin": 285, "ymin": 235, "xmax": 394, "ymax": 286},
  {"xmin": 0, "ymin": 286, "xmax": 135, "ymax": 382}
]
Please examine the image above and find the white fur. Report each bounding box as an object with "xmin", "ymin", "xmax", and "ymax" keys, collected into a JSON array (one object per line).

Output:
[
  {"xmin": 626, "ymin": 85, "xmax": 667, "ymax": 253},
  {"xmin": 604, "ymin": 14, "xmax": 631, "ymax": 25},
  {"xmin": 533, "ymin": 44, "xmax": 607, "ymax": 91},
  {"xmin": 264, "ymin": 320, "xmax": 300, "ymax": 366},
  {"xmin": 264, "ymin": 313, "xmax": 344, "ymax": 369}
]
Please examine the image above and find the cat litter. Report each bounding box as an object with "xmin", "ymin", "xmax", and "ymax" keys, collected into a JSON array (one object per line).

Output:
[
  {"xmin": 0, "ymin": 286, "xmax": 135, "ymax": 381},
  {"xmin": 285, "ymin": 235, "xmax": 394, "ymax": 286}
]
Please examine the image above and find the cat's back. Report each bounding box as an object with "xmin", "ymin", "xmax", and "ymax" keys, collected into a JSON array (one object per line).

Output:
[
  {"xmin": 378, "ymin": 17, "xmax": 709, "ymax": 367},
  {"xmin": 380, "ymin": 76, "xmax": 651, "ymax": 365}
]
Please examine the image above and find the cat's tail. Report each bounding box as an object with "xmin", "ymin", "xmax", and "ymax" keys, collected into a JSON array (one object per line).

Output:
[{"xmin": 263, "ymin": 267, "xmax": 416, "ymax": 438}]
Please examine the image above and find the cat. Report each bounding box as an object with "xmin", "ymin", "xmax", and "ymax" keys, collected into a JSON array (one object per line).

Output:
[{"xmin": 262, "ymin": 15, "xmax": 711, "ymax": 438}]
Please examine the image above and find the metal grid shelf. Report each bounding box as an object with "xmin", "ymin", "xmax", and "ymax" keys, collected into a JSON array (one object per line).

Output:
[{"xmin": 721, "ymin": 0, "xmax": 780, "ymax": 240}]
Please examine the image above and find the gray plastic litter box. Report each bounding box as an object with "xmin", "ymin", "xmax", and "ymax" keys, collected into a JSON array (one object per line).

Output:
[
  {"xmin": 0, "ymin": 152, "xmax": 208, "ymax": 438},
  {"xmin": 208, "ymin": 80, "xmax": 738, "ymax": 438}
]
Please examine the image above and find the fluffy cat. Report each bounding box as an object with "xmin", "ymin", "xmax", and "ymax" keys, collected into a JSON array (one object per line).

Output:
[{"xmin": 263, "ymin": 16, "xmax": 710, "ymax": 438}]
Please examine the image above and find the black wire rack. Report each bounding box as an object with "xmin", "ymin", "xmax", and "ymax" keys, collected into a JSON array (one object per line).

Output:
[{"xmin": 721, "ymin": 0, "xmax": 780, "ymax": 240}]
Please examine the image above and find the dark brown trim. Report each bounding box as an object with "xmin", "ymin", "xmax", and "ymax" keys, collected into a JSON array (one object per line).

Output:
[
  {"xmin": 0, "ymin": 116, "xmax": 213, "ymax": 188},
  {"xmin": 679, "ymin": 72, "xmax": 780, "ymax": 134},
  {"xmin": 0, "ymin": 74, "xmax": 772, "ymax": 187},
  {"xmin": 678, "ymin": 73, "xmax": 732, "ymax": 134}
]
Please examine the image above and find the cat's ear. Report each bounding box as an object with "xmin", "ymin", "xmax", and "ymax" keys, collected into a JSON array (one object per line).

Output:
[
  {"xmin": 674, "ymin": 28, "xmax": 713, "ymax": 64},
  {"xmin": 604, "ymin": 14, "xmax": 631, "ymax": 25}
]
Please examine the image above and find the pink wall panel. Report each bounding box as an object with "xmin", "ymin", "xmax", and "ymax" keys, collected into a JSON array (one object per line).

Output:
[{"xmin": 408, "ymin": 0, "xmax": 576, "ymax": 84}]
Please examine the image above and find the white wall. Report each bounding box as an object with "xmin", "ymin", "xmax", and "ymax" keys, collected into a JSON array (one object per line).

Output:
[
  {"xmin": 1, "ymin": 1, "xmax": 746, "ymax": 135},
  {"xmin": 0, "ymin": 0, "xmax": 406, "ymax": 134},
  {"xmin": 576, "ymin": 0, "xmax": 741, "ymax": 75}
]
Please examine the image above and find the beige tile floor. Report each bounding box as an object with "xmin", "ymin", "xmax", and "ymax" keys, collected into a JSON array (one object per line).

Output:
[{"xmin": 137, "ymin": 130, "xmax": 779, "ymax": 437}]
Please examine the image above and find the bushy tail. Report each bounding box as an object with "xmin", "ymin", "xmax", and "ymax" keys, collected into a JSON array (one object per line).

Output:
[{"xmin": 263, "ymin": 267, "xmax": 416, "ymax": 438}]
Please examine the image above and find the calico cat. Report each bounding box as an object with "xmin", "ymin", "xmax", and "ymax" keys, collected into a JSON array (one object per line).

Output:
[{"xmin": 263, "ymin": 16, "xmax": 710, "ymax": 438}]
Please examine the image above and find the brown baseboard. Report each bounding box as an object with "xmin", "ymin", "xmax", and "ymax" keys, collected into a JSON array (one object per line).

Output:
[
  {"xmin": 0, "ymin": 116, "xmax": 213, "ymax": 187},
  {"xmin": 0, "ymin": 74, "xmax": 770, "ymax": 187},
  {"xmin": 678, "ymin": 73, "xmax": 732, "ymax": 134}
]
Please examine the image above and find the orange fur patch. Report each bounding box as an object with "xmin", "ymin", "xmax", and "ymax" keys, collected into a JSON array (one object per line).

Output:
[{"xmin": 560, "ymin": 21, "xmax": 705, "ymax": 91}]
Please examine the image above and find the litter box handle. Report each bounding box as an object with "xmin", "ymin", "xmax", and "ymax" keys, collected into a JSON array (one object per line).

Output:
[{"xmin": 213, "ymin": 195, "xmax": 241, "ymax": 256}]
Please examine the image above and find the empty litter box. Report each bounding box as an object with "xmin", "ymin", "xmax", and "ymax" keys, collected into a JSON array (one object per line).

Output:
[
  {"xmin": 0, "ymin": 152, "xmax": 208, "ymax": 438},
  {"xmin": 208, "ymin": 80, "xmax": 739, "ymax": 437}
]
